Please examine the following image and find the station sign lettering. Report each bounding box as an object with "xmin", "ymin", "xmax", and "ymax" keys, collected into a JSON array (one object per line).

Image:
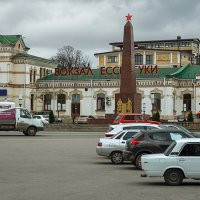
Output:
[{"xmin": 55, "ymin": 65, "xmax": 158, "ymax": 76}]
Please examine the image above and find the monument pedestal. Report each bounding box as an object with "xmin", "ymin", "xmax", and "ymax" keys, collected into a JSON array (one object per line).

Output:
[{"xmin": 115, "ymin": 93, "xmax": 141, "ymax": 114}]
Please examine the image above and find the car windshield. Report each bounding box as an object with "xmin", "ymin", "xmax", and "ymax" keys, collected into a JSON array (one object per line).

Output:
[
  {"xmin": 107, "ymin": 126, "xmax": 115, "ymax": 133},
  {"xmin": 115, "ymin": 115, "xmax": 121, "ymax": 121},
  {"xmin": 164, "ymin": 141, "xmax": 177, "ymax": 156},
  {"xmin": 176, "ymin": 126, "xmax": 192, "ymax": 134}
]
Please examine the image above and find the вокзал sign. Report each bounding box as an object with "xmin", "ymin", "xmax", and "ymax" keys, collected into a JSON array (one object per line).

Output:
[{"xmin": 55, "ymin": 65, "xmax": 158, "ymax": 76}]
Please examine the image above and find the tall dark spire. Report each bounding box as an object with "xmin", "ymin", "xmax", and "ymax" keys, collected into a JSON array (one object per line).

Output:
[
  {"xmin": 115, "ymin": 14, "xmax": 141, "ymax": 114},
  {"xmin": 120, "ymin": 20, "xmax": 136, "ymax": 94}
]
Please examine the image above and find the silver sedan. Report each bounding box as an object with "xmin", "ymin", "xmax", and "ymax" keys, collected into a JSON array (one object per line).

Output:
[{"xmin": 96, "ymin": 130, "xmax": 140, "ymax": 164}]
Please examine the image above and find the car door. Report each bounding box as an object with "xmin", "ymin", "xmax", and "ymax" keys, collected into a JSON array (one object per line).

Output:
[
  {"xmin": 149, "ymin": 132, "xmax": 171, "ymax": 152},
  {"xmin": 108, "ymin": 132, "xmax": 125, "ymax": 151},
  {"xmin": 16, "ymin": 109, "xmax": 32, "ymax": 131},
  {"xmin": 178, "ymin": 143, "xmax": 200, "ymax": 178}
]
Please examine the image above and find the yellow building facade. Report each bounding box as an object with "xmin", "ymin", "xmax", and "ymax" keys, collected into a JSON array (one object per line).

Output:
[
  {"xmin": 95, "ymin": 49, "xmax": 191, "ymax": 68},
  {"xmin": 95, "ymin": 37, "xmax": 200, "ymax": 68}
]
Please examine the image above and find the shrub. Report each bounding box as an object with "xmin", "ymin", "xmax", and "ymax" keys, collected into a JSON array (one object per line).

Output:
[
  {"xmin": 152, "ymin": 111, "xmax": 160, "ymax": 122},
  {"xmin": 49, "ymin": 110, "xmax": 55, "ymax": 124},
  {"xmin": 187, "ymin": 111, "xmax": 193, "ymax": 122}
]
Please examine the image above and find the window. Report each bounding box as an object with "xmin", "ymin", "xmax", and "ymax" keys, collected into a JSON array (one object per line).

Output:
[
  {"xmin": 123, "ymin": 131, "xmax": 138, "ymax": 140},
  {"xmin": 97, "ymin": 93, "xmax": 105, "ymax": 111},
  {"xmin": 57, "ymin": 94, "xmax": 66, "ymax": 111},
  {"xmin": 114, "ymin": 132, "xmax": 125, "ymax": 139},
  {"xmin": 151, "ymin": 93, "xmax": 161, "ymax": 111},
  {"xmin": 40, "ymin": 68, "xmax": 42, "ymax": 78},
  {"xmin": 31, "ymin": 94, "xmax": 34, "ymax": 111},
  {"xmin": 169, "ymin": 132, "xmax": 185, "ymax": 140},
  {"xmin": 158, "ymin": 43, "xmax": 164, "ymax": 48},
  {"xmin": 107, "ymin": 56, "xmax": 118, "ymax": 63},
  {"xmin": 183, "ymin": 94, "xmax": 191, "ymax": 111},
  {"xmin": 43, "ymin": 68, "xmax": 46, "ymax": 77},
  {"xmin": 44, "ymin": 94, "xmax": 51, "ymax": 110},
  {"xmin": 33, "ymin": 70, "xmax": 36, "ymax": 83},
  {"xmin": 150, "ymin": 132, "xmax": 167, "ymax": 141},
  {"xmin": 155, "ymin": 43, "xmax": 159, "ymax": 48},
  {"xmin": 179, "ymin": 144, "xmax": 200, "ymax": 156},
  {"xmin": 135, "ymin": 53, "xmax": 143, "ymax": 65},
  {"xmin": 146, "ymin": 55, "xmax": 154, "ymax": 65},
  {"xmin": 30, "ymin": 69, "xmax": 33, "ymax": 83},
  {"xmin": 72, "ymin": 94, "xmax": 80, "ymax": 103},
  {"xmin": 20, "ymin": 109, "xmax": 31, "ymax": 119},
  {"xmin": 124, "ymin": 115, "xmax": 135, "ymax": 120}
]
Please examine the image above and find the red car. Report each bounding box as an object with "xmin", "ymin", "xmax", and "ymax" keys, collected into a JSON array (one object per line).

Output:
[{"xmin": 113, "ymin": 113, "xmax": 160, "ymax": 125}]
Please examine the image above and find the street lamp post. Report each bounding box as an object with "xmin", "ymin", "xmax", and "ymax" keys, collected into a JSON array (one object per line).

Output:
[
  {"xmin": 18, "ymin": 95, "xmax": 23, "ymax": 107},
  {"xmin": 57, "ymin": 103, "xmax": 61, "ymax": 118}
]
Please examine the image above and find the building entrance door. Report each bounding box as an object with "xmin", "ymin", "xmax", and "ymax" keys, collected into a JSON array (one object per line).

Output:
[{"xmin": 71, "ymin": 94, "xmax": 80, "ymax": 117}]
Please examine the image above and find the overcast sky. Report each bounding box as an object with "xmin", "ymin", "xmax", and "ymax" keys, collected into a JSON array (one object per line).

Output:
[{"xmin": 1, "ymin": 0, "xmax": 200, "ymax": 67}]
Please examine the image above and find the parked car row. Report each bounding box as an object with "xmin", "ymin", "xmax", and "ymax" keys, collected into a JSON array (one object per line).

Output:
[{"xmin": 96, "ymin": 122, "xmax": 200, "ymax": 186}]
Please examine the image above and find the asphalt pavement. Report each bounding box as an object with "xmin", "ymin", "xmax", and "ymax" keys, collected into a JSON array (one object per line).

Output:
[{"xmin": 0, "ymin": 131, "xmax": 200, "ymax": 200}]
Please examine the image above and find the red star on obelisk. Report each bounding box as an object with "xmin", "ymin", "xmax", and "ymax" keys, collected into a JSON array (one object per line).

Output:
[{"xmin": 125, "ymin": 13, "xmax": 133, "ymax": 21}]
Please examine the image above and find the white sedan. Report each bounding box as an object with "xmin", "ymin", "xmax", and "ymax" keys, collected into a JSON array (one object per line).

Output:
[
  {"xmin": 141, "ymin": 138, "xmax": 200, "ymax": 186},
  {"xmin": 33, "ymin": 115, "xmax": 49, "ymax": 125},
  {"xmin": 96, "ymin": 130, "xmax": 140, "ymax": 164}
]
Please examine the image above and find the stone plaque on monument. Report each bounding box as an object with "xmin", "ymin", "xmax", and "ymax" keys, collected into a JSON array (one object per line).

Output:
[{"xmin": 115, "ymin": 14, "xmax": 141, "ymax": 113}]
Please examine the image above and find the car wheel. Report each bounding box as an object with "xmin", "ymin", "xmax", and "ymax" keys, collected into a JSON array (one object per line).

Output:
[
  {"xmin": 110, "ymin": 152, "xmax": 124, "ymax": 164},
  {"xmin": 26, "ymin": 127, "xmax": 37, "ymax": 136},
  {"xmin": 135, "ymin": 153, "xmax": 149, "ymax": 170},
  {"xmin": 164, "ymin": 169, "xmax": 183, "ymax": 186}
]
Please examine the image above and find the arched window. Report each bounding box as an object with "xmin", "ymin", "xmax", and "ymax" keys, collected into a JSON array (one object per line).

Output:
[
  {"xmin": 44, "ymin": 94, "xmax": 51, "ymax": 110},
  {"xmin": 31, "ymin": 94, "xmax": 34, "ymax": 111},
  {"xmin": 30, "ymin": 69, "xmax": 33, "ymax": 83},
  {"xmin": 97, "ymin": 93, "xmax": 105, "ymax": 111},
  {"xmin": 57, "ymin": 94, "xmax": 66, "ymax": 111},
  {"xmin": 183, "ymin": 94, "xmax": 191, "ymax": 111},
  {"xmin": 151, "ymin": 93, "xmax": 161, "ymax": 111},
  {"xmin": 33, "ymin": 70, "xmax": 36, "ymax": 83},
  {"xmin": 135, "ymin": 53, "xmax": 143, "ymax": 65}
]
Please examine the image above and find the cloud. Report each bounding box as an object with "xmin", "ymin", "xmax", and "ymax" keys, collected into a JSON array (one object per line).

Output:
[{"xmin": 1, "ymin": 0, "xmax": 200, "ymax": 66}]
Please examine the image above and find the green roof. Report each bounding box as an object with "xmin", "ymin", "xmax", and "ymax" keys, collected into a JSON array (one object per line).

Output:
[
  {"xmin": 13, "ymin": 53, "xmax": 57, "ymax": 66},
  {"xmin": 0, "ymin": 35, "xmax": 29, "ymax": 50},
  {"xmin": 38, "ymin": 64, "xmax": 200, "ymax": 81}
]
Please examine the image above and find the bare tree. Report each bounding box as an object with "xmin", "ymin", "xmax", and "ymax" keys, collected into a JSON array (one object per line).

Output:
[{"xmin": 52, "ymin": 45, "xmax": 90, "ymax": 68}]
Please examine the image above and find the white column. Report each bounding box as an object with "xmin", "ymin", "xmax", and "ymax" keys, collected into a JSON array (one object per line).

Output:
[
  {"xmin": 170, "ymin": 52, "xmax": 173, "ymax": 64},
  {"xmin": 177, "ymin": 52, "xmax": 181, "ymax": 65},
  {"xmin": 154, "ymin": 52, "xmax": 157, "ymax": 65},
  {"xmin": 143, "ymin": 51, "xmax": 146, "ymax": 65},
  {"xmin": 104, "ymin": 55, "xmax": 106, "ymax": 66},
  {"xmin": 118, "ymin": 52, "xmax": 121, "ymax": 66}
]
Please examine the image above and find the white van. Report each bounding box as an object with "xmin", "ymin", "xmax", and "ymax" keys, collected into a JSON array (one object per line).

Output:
[{"xmin": 0, "ymin": 102, "xmax": 44, "ymax": 136}]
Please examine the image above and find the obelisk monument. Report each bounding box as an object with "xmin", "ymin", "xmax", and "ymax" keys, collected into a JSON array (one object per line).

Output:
[{"xmin": 115, "ymin": 14, "xmax": 141, "ymax": 113}]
